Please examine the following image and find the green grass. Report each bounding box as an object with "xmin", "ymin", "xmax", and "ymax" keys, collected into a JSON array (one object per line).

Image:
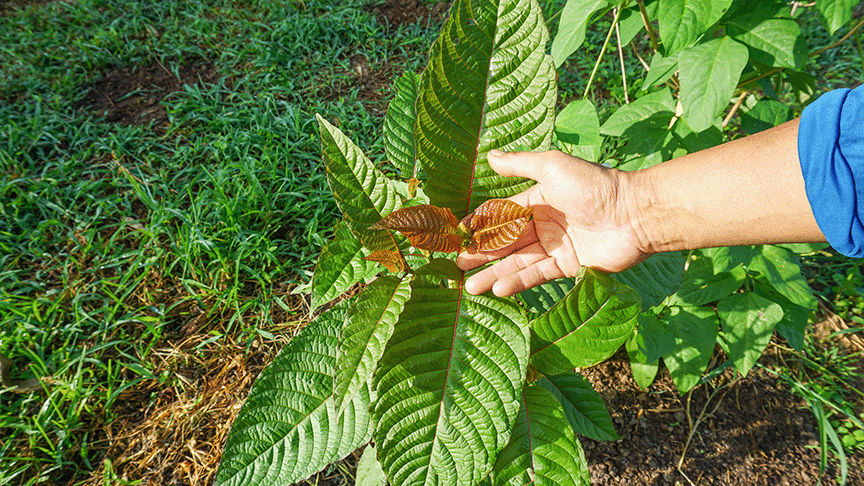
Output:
[{"xmin": 0, "ymin": 1, "xmax": 441, "ymax": 484}]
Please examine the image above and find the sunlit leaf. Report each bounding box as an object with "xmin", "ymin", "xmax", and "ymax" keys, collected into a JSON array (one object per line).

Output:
[
  {"xmin": 373, "ymin": 278, "xmax": 530, "ymax": 486},
  {"xmin": 215, "ymin": 299, "xmax": 372, "ymax": 486},
  {"xmin": 531, "ymin": 269, "xmax": 641, "ymax": 375},
  {"xmin": 718, "ymin": 292, "xmax": 783, "ymax": 377},
  {"xmin": 317, "ymin": 115, "xmax": 400, "ymax": 250},
  {"xmin": 370, "ymin": 204, "xmax": 466, "ymax": 253},
  {"xmin": 334, "ymin": 276, "xmax": 413, "ymax": 414},
  {"xmin": 491, "ymin": 385, "xmax": 590, "ymax": 486},
  {"xmin": 310, "ymin": 222, "xmax": 380, "ymax": 311},
  {"xmin": 539, "ymin": 372, "xmax": 620, "ymax": 441},
  {"xmin": 384, "ymin": 72, "xmax": 421, "ymax": 179},
  {"xmin": 416, "ymin": 0, "xmax": 557, "ymax": 218},
  {"xmin": 464, "ymin": 199, "xmax": 533, "ymax": 254}
]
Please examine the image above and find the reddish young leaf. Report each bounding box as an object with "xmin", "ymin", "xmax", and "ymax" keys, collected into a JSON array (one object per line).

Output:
[
  {"xmin": 363, "ymin": 249, "xmax": 406, "ymax": 273},
  {"xmin": 370, "ymin": 205, "xmax": 468, "ymax": 253},
  {"xmin": 465, "ymin": 199, "xmax": 533, "ymax": 254}
]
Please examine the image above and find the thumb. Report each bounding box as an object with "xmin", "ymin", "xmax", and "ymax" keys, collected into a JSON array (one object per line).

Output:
[{"xmin": 487, "ymin": 149, "xmax": 565, "ymax": 183}]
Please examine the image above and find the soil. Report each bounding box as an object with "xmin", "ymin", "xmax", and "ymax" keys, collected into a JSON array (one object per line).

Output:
[
  {"xmin": 580, "ymin": 346, "xmax": 864, "ymax": 486},
  {"xmin": 76, "ymin": 57, "xmax": 219, "ymax": 128},
  {"xmin": 366, "ymin": 0, "xmax": 449, "ymax": 30}
]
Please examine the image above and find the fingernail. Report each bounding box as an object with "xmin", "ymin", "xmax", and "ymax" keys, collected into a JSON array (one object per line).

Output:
[{"xmin": 488, "ymin": 149, "xmax": 504, "ymax": 157}]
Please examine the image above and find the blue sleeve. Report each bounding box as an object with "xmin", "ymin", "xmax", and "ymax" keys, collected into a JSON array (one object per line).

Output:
[{"xmin": 798, "ymin": 85, "xmax": 864, "ymax": 258}]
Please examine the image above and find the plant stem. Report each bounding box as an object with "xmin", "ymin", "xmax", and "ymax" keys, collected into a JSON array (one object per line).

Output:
[
  {"xmin": 636, "ymin": 0, "xmax": 661, "ymax": 53},
  {"xmin": 722, "ymin": 91, "xmax": 748, "ymax": 127},
  {"xmin": 583, "ymin": 3, "xmax": 627, "ymax": 100},
  {"xmin": 614, "ymin": 8, "xmax": 630, "ymax": 103}
]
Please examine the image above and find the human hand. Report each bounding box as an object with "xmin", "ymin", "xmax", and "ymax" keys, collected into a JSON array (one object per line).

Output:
[{"xmin": 456, "ymin": 150, "xmax": 649, "ymax": 297}]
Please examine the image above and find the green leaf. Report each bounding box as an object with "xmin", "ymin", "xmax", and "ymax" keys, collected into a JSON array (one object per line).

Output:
[
  {"xmin": 384, "ymin": 72, "xmax": 421, "ymax": 179},
  {"xmin": 668, "ymin": 256, "xmax": 746, "ymax": 306},
  {"xmin": 618, "ymin": 0, "xmax": 659, "ymax": 46},
  {"xmin": 555, "ymin": 99, "xmax": 602, "ymax": 162},
  {"xmin": 642, "ymin": 52, "xmax": 679, "ymax": 90},
  {"xmin": 662, "ymin": 306, "xmax": 719, "ymax": 393},
  {"xmin": 740, "ymin": 99, "xmax": 794, "ymax": 135},
  {"xmin": 747, "ymin": 245, "xmax": 817, "ymax": 309},
  {"xmin": 372, "ymin": 279, "xmax": 530, "ymax": 486},
  {"xmin": 531, "ymin": 269, "xmax": 640, "ymax": 375},
  {"xmin": 672, "ymin": 115, "xmax": 724, "ymax": 153},
  {"xmin": 658, "ymin": 0, "xmax": 734, "ymax": 55},
  {"xmin": 310, "ymin": 222, "xmax": 380, "ymax": 311},
  {"xmin": 551, "ymin": 0, "xmax": 608, "ymax": 67},
  {"xmin": 333, "ymin": 275, "xmax": 413, "ymax": 413},
  {"xmin": 413, "ymin": 258, "xmax": 464, "ymax": 281},
  {"xmin": 317, "ymin": 115, "xmax": 400, "ymax": 250},
  {"xmin": 356, "ymin": 445, "xmax": 388, "ymax": 486},
  {"xmin": 215, "ymin": 299, "xmax": 372, "ymax": 486},
  {"xmin": 539, "ymin": 372, "xmax": 620, "ymax": 441},
  {"xmin": 613, "ymin": 253, "xmax": 686, "ymax": 311},
  {"xmin": 521, "ymin": 278, "xmax": 577, "ymax": 315},
  {"xmin": 626, "ymin": 331, "xmax": 659, "ymax": 389},
  {"xmin": 727, "ymin": 16, "xmax": 807, "ymax": 69},
  {"xmin": 492, "ymin": 385, "xmax": 591, "ymax": 486},
  {"xmin": 600, "ymin": 88, "xmax": 676, "ymax": 137},
  {"xmin": 718, "ymin": 292, "xmax": 783, "ymax": 377},
  {"xmin": 678, "ymin": 36, "xmax": 749, "ymax": 132},
  {"xmin": 753, "ymin": 278, "xmax": 810, "ymax": 351},
  {"xmin": 817, "ymin": 0, "xmax": 854, "ymax": 35},
  {"xmin": 417, "ymin": 0, "xmax": 557, "ymax": 218}
]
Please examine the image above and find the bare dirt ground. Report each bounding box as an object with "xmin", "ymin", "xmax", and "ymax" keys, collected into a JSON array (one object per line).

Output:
[{"xmin": 59, "ymin": 0, "xmax": 864, "ymax": 484}]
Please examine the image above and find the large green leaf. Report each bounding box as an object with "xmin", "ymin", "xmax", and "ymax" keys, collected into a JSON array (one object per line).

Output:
[
  {"xmin": 530, "ymin": 269, "xmax": 640, "ymax": 375},
  {"xmin": 658, "ymin": 0, "xmax": 734, "ymax": 55},
  {"xmin": 718, "ymin": 292, "xmax": 783, "ymax": 377},
  {"xmin": 641, "ymin": 52, "xmax": 679, "ymax": 91},
  {"xmin": 555, "ymin": 99, "xmax": 602, "ymax": 162},
  {"xmin": 668, "ymin": 255, "xmax": 746, "ymax": 306},
  {"xmin": 613, "ymin": 253, "xmax": 686, "ymax": 311},
  {"xmin": 372, "ymin": 278, "xmax": 530, "ymax": 486},
  {"xmin": 626, "ymin": 330, "xmax": 660, "ymax": 389},
  {"xmin": 599, "ymin": 88, "xmax": 676, "ymax": 137},
  {"xmin": 727, "ymin": 16, "xmax": 806, "ymax": 69},
  {"xmin": 740, "ymin": 99, "xmax": 794, "ymax": 135},
  {"xmin": 491, "ymin": 385, "xmax": 590, "ymax": 486},
  {"xmin": 678, "ymin": 36, "xmax": 749, "ymax": 132},
  {"xmin": 661, "ymin": 306, "xmax": 719, "ymax": 393},
  {"xmin": 752, "ymin": 278, "xmax": 809, "ymax": 351},
  {"xmin": 333, "ymin": 275, "xmax": 413, "ymax": 413},
  {"xmin": 539, "ymin": 372, "xmax": 620, "ymax": 441},
  {"xmin": 215, "ymin": 299, "xmax": 372, "ymax": 486},
  {"xmin": 310, "ymin": 222, "xmax": 379, "ymax": 311},
  {"xmin": 550, "ymin": 0, "xmax": 608, "ymax": 67},
  {"xmin": 416, "ymin": 0, "xmax": 557, "ymax": 218},
  {"xmin": 356, "ymin": 445, "xmax": 388, "ymax": 486},
  {"xmin": 817, "ymin": 0, "xmax": 854, "ymax": 35},
  {"xmin": 317, "ymin": 115, "xmax": 400, "ymax": 250},
  {"xmin": 384, "ymin": 72, "xmax": 421, "ymax": 179},
  {"xmin": 746, "ymin": 245, "xmax": 817, "ymax": 309},
  {"xmin": 520, "ymin": 278, "xmax": 576, "ymax": 315}
]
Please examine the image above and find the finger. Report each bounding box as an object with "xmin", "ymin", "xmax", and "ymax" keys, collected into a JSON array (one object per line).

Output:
[
  {"xmin": 487, "ymin": 149, "xmax": 568, "ymax": 184},
  {"xmin": 456, "ymin": 222, "xmax": 539, "ymax": 271},
  {"xmin": 463, "ymin": 242, "xmax": 547, "ymax": 295},
  {"xmin": 491, "ymin": 257, "xmax": 568, "ymax": 297}
]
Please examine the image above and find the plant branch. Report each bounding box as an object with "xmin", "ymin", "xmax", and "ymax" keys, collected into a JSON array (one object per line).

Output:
[
  {"xmin": 615, "ymin": 8, "xmax": 630, "ymax": 103},
  {"xmin": 722, "ymin": 91, "xmax": 748, "ymax": 127},
  {"xmin": 636, "ymin": 0, "xmax": 661, "ymax": 53},
  {"xmin": 583, "ymin": 3, "xmax": 627, "ymax": 100}
]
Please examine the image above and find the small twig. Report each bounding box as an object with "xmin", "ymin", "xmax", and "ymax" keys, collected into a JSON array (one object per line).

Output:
[
  {"xmin": 615, "ymin": 8, "xmax": 630, "ymax": 103},
  {"xmin": 677, "ymin": 381, "xmax": 737, "ymax": 476},
  {"xmin": 636, "ymin": 0, "xmax": 661, "ymax": 53},
  {"xmin": 790, "ymin": 1, "xmax": 816, "ymax": 17},
  {"xmin": 583, "ymin": 2, "xmax": 627, "ymax": 99},
  {"xmin": 722, "ymin": 91, "xmax": 748, "ymax": 127}
]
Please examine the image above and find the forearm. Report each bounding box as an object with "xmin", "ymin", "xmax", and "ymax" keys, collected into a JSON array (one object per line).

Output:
[{"xmin": 621, "ymin": 118, "xmax": 826, "ymax": 254}]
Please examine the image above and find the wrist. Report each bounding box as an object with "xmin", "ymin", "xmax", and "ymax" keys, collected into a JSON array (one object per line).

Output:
[{"xmin": 616, "ymin": 166, "xmax": 685, "ymax": 256}]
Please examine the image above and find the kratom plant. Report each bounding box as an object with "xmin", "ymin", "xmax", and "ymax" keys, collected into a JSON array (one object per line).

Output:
[{"xmin": 215, "ymin": 0, "xmax": 863, "ymax": 484}]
